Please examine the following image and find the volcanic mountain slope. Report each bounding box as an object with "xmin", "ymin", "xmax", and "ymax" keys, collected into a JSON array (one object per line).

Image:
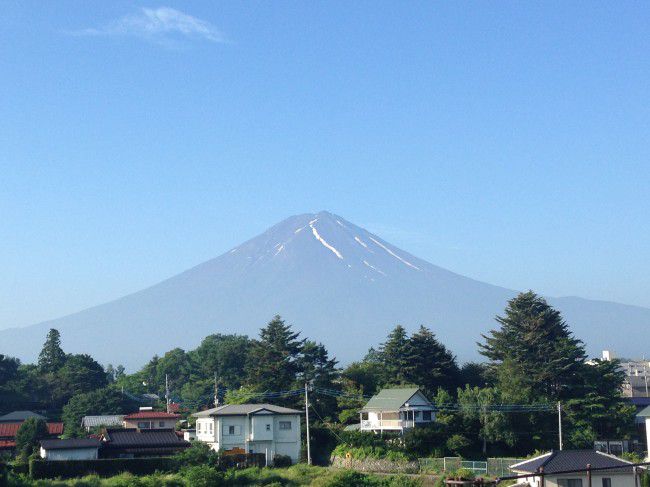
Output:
[{"xmin": 2, "ymin": 211, "xmax": 648, "ymax": 369}]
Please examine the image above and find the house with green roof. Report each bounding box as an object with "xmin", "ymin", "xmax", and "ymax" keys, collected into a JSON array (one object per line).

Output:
[{"xmin": 359, "ymin": 387, "xmax": 435, "ymax": 433}]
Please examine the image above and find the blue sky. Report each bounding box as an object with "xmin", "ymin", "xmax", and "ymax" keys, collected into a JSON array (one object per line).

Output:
[{"xmin": 1, "ymin": 1, "xmax": 649, "ymax": 330}]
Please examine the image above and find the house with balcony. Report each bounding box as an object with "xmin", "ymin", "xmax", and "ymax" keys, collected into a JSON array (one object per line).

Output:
[
  {"xmin": 359, "ymin": 387, "xmax": 435, "ymax": 433},
  {"xmin": 193, "ymin": 403, "xmax": 302, "ymax": 465},
  {"xmin": 122, "ymin": 408, "xmax": 180, "ymax": 431}
]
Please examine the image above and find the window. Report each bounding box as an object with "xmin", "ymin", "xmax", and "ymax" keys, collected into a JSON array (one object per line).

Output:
[
  {"xmin": 209, "ymin": 423, "xmax": 213, "ymax": 432},
  {"xmin": 138, "ymin": 422, "xmax": 150, "ymax": 429},
  {"xmin": 279, "ymin": 421, "xmax": 292, "ymax": 430},
  {"xmin": 159, "ymin": 421, "xmax": 165, "ymax": 427},
  {"xmin": 197, "ymin": 423, "xmax": 202, "ymax": 433},
  {"xmin": 423, "ymin": 411, "xmax": 432, "ymax": 421},
  {"xmin": 559, "ymin": 479, "xmax": 583, "ymax": 487},
  {"xmin": 228, "ymin": 425, "xmax": 235, "ymax": 435},
  {"xmin": 266, "ymin": 424, "xmax": 271, "ymax": 431},
  {"xmin": 602, "ymin": 479, "xmax": 612, "ymax": 487}
]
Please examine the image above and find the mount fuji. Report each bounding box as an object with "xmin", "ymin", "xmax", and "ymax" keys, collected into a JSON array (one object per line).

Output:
[{"xmin": 2, "ymin": 211, "xmax": 649, "ymax": 369}]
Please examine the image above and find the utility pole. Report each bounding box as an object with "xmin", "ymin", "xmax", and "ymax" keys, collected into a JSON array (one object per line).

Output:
[
  {"xmin": 558, "ymin": 401, "xmax": 563, "ymax": 450},
  {"xmin": 214, "ymin": 373, "xmax": 220, "ymax": 407},
  {"xmin": 165, "ymin": 374, "xmax": 170, "ymax": 413},
  {"xmin": 304, "ymin": 382, "xmax": 311, "ymax": 465}
]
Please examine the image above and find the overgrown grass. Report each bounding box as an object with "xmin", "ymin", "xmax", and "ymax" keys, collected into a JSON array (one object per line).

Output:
[
  {"xmin": 331, "ymin": 445, "xmax": 411, "ymax": 462},
  {"xmin": 7, "ymin": 465, "xmax": 423, "ymax": 486}
]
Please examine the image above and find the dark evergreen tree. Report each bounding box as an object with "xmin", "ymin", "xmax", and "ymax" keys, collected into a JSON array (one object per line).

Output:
[
  {"xmin": 0, "ymin": 354, "xmax": 19, "ymax": 386},
  {"xmin": 406, "ymin": 325, "xmax": 459, "ymax": 394},
  {"xmin": 479, "ymin": 291, "xmax": 586, "ymax": 400},
  {"xmin": 378, "ymin": 325, "xmax": 412, "ymax": 384},
  {"xmin": 246, "ymin": 315, "xmax": 304, "ymax": 394},
  {"xmin": 37, "ymin": 328, "xmax": 66, "ymax": 373}
]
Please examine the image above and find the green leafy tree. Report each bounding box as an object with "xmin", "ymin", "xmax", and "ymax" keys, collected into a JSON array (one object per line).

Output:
[
  {"xmin": 563, "ymin": 359, "xmax": 635, "ymax": 448},
  {"xmin": 53, "ymin": 354, "xmax": 108, "ymax": 406},
  {"xmin": 15, "ymin": 418, "xmax": 49, "ymax": 458},
  {"xmin": 0, "ymin": 354, "xmax": 19, "ymax": 386},
  {"xmin": 457, "ymin": 385, "xmax": 514, "ymax": 454},
  {"xmin": 62, "ymin": 387, "xmax": 139, "ymax": 437},
  {"xmin": 190, "ymin": 334, "xmax": 251, "ymax": 388},
  {"xmin": 37, "ymin": 328, "xmax": 66, "ymax": 373},
  {"xmin": 296, "ymin": 340, "xmax": 339, "ymax": 418}
]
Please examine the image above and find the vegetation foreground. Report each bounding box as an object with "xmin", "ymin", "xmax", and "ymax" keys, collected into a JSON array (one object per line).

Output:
[{"xmin": 3, "ymin": 464, "xmax": 423, "ymax": 487}]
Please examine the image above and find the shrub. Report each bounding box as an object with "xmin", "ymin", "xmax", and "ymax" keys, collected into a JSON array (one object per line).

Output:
[
  {"xmin": 180, "ymin": 465, "xmax": 223, "ymax": 487},
  {"xmin": 272, "ymin": 455, "xmax": 292, "ymax": 468},
  {"xmin": 173, "ymin": 442, "xmax": 218, "ymax": 468},
  {"xmin": 29, "ymin": 458, "xmax": 177, "ymax": 480},
  {"xmin": 446, "ymin": 434, "xmax": 471, "ymax": 456},
  {"xmin": 314, "ymin": 469, "xmax": 376, "ymax": 487}
]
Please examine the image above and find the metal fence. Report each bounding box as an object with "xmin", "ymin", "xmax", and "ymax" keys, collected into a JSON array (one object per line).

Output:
[{"xmin": 418, "ymin": 457, "xmax": 525, "ymax": 476}]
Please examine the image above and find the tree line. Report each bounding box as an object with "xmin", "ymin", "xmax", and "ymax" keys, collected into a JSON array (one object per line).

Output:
[{"xmin": 0, "ymin": 291, "xmax": 635, "ymax": 456}]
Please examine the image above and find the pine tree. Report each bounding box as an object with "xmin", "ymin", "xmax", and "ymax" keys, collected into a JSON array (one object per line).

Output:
[
  {"xmin": 479, "ymin": 291, "xmax": 586, "ymax": 400},
  {"xmin": 246, "ymin": 315, "xmax": 304, "ymax": 394},
  {"xmin": 37, "ymin": 328, "xmax": 66, "ymax": 373},
  {"xmin": 407, "ymin": 325, "xmax": 459, "ymax": 394},
  {"xmin": 379, "ymin": 325, "xmax": 412, "ymax": 384}
]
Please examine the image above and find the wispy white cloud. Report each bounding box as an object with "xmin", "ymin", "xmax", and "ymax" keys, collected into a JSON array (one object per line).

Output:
[{"xmin": 73, "ymin": 7, "xmax": 225, "ymax": 45}]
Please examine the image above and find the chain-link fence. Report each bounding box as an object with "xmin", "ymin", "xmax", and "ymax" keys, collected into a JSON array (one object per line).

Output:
[{"xmin": 418, "ymin": 457, "xmax": 525, "ymax": 476}]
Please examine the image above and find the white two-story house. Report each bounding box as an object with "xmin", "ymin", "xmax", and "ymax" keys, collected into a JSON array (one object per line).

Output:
[
  {"xmin": 359, "ymin": 387, "xmax": 435, "ymax": 433},
  {"xmin": 193, "ymin": 404, "xmax": 302, "ymax": 464}
]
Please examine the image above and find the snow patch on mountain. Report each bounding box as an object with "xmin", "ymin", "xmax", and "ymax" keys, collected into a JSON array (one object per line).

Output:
[
  {"xmin": 310, "ymin": 221, "xmax": 343, "ymax": 259},
  {"xmin": 363, "ymin": 260, "xmax": 386, "ymax": 276},
  {"xmin": 354, "ymin": 236, "xmax": 369, "ymax": 248},
  {"xmin": 369, "ymin": 237, "xmax": 420, "ymax": 270}
]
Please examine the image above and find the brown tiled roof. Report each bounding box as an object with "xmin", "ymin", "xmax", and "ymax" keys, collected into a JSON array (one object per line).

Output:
[
  {"xmin": 0, "ymin": 440, "xmax": 16, "ymax": 449},
  {"xmin": 0, "ymin": 422, "xmax": 63, "ymax": 438},
  {"xmin": 123, "ymin": 411, "xmax": 180, "ymax": 420}
]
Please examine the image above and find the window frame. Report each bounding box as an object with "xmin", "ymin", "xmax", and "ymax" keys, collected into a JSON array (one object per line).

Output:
[{"xmin": 279, "ymin": 421, "xmax": 292, "ymax": 430}]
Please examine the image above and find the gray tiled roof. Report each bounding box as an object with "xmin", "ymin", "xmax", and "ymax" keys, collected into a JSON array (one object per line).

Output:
[
  {"xmin": 510, "ymin": 450, "xmax": 635, "ymax": 474},
  {"xmin": 361, "ymin": 388, "xmax": 424, "ymax": 412},
  {"xmin": 40, "ymin": 438, "xmax": 101, "ymax": 450},
  {"xmin": 103, "ymin": 429, "xmax": 188, "ymax": 448},
  {"xmin": 81, "ymin": 415, "xmax": 124, "ymax": 428},
  {"xmin": 193, "ymin": 403, "xmax": 302, "ymax": 417},
  {"xmin": 0, "ymin": 411, "xmax": 46, "ymax": 422}
]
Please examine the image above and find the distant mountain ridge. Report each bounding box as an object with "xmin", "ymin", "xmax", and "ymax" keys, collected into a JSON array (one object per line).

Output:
[{"xmin": 1, "ymin": 210, "xmax": 648, "ymax": 369}]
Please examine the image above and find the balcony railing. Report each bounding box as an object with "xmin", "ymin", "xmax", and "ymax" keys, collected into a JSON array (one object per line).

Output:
[{"xmin": 361, "ymin": 419, "xmax": 415, "ymax": 430}]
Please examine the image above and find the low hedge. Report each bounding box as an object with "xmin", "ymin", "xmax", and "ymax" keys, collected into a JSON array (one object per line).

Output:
[{"xmin": 29, "ymin": 457, "xmax": 177, "ymax": 479}]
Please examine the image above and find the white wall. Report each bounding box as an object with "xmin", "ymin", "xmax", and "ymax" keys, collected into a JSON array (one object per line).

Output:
[
  {"xmin": 646, "ymin": 417, "xmax": 650, "ymax": 460},
  {"xmin": 521, "ymin": 472, "xmax": 637, "ymax": 487},
  {"xmin": 40, "ymin": 447, "xmax": 98, "ymax": 461},
  {"xmin": 194, "ymin": 413, "xmax": 301, "ymax": 463}
]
